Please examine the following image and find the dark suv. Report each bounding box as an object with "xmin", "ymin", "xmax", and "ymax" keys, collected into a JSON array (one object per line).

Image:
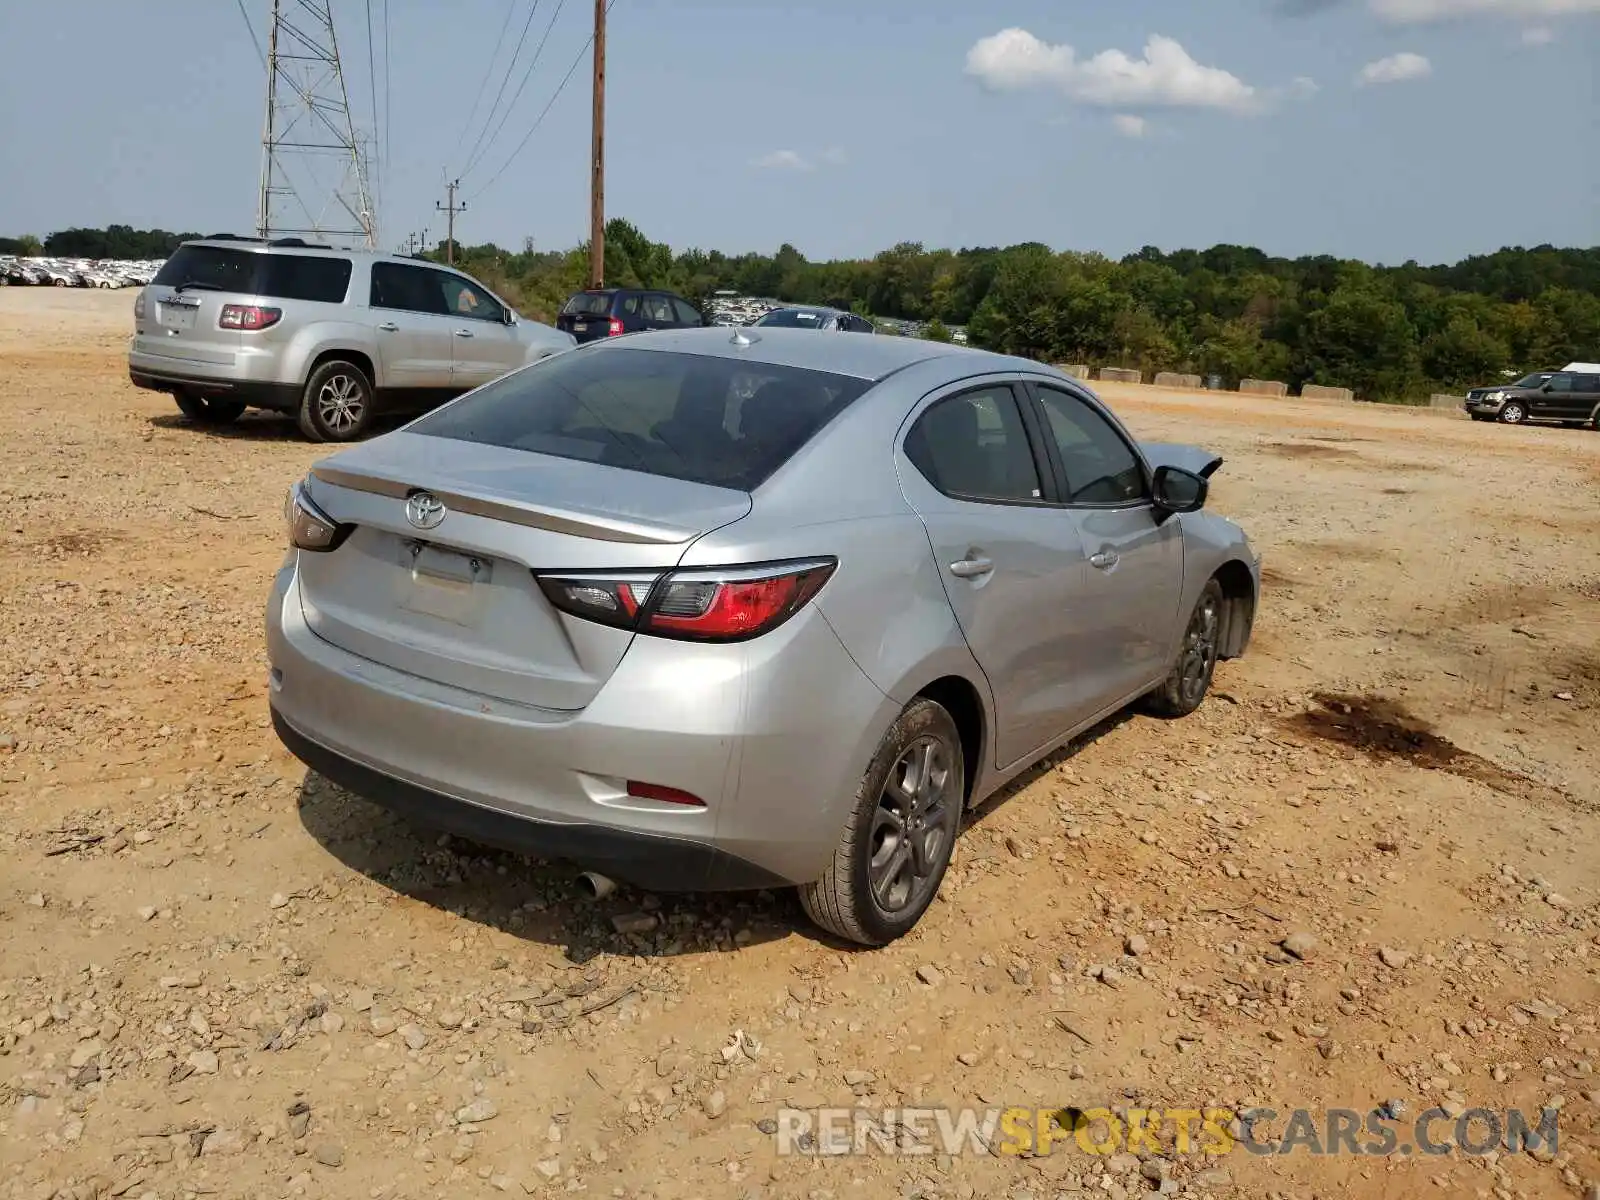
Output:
[
  {"xmin": 1464, "ymin": 368, "xmax": 1600, "ymax": 426},
  {"xmin": 555, "ymin": 288, "xmax": 708, "ymax": 343}
]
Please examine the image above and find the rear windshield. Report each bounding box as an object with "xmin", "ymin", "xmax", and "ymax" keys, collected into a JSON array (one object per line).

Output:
[
  {"xmin": 153, "ymin": 245, "xmax": 352, "ymax": 302},
  {"xmin": 408, "ymin": 347, "xmax": 872, "ymax": 491},
  {"xmin": 756, "ymin": 309, "xmax": 829, "ymax": 328},
  {"xmin": 561, "ymin": 291, "xmax": 614, "ymax": 315}
]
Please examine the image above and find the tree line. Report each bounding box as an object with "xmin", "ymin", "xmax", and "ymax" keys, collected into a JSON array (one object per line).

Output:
[{"xmin": 7, "ymin": 221, "xmax": 1596, "ymax": 401}]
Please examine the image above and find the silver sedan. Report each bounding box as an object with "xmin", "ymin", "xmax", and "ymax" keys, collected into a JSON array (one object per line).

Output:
[{"xmin": 267, "ymin": 327, "xmax": 1260, "ymax": 945}]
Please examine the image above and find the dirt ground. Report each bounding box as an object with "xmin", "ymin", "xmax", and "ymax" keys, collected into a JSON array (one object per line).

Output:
[{"xmin": 2, "ymin": 288, "xmax": 1597, "ymax": 1200}]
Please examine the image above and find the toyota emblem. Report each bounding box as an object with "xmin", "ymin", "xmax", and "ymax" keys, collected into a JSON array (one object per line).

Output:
[{"xmin": 404, "ymin": 490, "xmax": 447, "ymax": 530}]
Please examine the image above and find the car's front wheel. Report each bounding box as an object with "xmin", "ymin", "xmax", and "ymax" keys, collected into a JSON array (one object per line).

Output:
[
  {"xmin": 298, "ymin": 359, "xmax": 375, "ymax": 442},
  {"xmin": 800, "ymin": 698, "xmax": 964, "ymax": 946},
  {"xmin": 173, "ymin": 391, "xmax": 245, "ymax": 425},
  {"xmin": 1499, "ymin": 401, "xmax": 1527, "ymax": 425},
  {"xmin": 1145, "ymin": 577, "xmax": 1225, "ymax": 718}
]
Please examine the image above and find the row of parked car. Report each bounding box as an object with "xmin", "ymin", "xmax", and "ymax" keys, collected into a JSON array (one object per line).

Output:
[{"xmin": 3, "ymin": 255, "xmax": 162, "ymax": 289}]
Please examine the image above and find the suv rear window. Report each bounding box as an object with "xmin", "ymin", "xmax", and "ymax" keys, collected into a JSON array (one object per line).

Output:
[
  {"xmin": 153, "ymin": 245, "xmax": 352, "ymax": 302},
  {"xmin": 408, "ymin": 347, "xmax": 872, "ymax": 491},
  {"xmin": 561, "ymin": 291, "xmax": 614, "ymax": 316},
  {"xmin": 757, "ymin": 309, "xmax": 829, "ymax": 328}
]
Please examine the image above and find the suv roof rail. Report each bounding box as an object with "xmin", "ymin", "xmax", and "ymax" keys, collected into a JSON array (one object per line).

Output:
[
  {"xmin": 202, "ymin": 233, "xmax": 267, "ymax": 242},
  {"xmin": 269, "ymin": 236, "xmax": 330, "ymax": 248}
]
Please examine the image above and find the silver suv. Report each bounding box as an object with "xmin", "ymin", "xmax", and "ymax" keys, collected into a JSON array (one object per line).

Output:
[{"xmin": 128, "ymin": 236, "xmax": 575, "ymax": 442}]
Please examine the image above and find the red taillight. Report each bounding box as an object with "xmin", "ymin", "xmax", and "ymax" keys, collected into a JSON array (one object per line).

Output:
[
  {"xmin": 219, "ymin": 304, "xmax": 282, "ymax": 331},
  {"xmin": 626, "ymin": 781, "xmax": 706, "ymax": 807},
  {"xmin": 606, "ymin": 317, "xmax": 624, "ymax": 336},
  {"xmin": 535, "ymin": 558, "xmax": 837, "ymax": 643}
]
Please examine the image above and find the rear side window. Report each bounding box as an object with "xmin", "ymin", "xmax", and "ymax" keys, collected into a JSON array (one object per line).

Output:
[
  {"xmin": 905, "ymin": 387, "xmax": 1041, "ymax": 503},
  {"xmin": 408, "ymin": 347, "xmax": 872, "ymax": 491},
  {"xmin": 153, "ymin": 246, "xmax": 351, "ymax": 302},
  {"xmin": 561, "ymin": 291, "xmax": 612, "ymax": 315},
  {"xmin": 671, "ymin": 298, "xmax": 703, "ymax": 325}
]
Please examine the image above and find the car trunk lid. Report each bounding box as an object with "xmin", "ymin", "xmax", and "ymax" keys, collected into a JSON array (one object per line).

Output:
[{"xmin": 294, "ymin": 432, "xmax": 751, "ymax": 711}]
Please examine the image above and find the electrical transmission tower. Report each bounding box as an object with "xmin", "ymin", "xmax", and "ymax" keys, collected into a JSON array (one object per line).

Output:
[{"xmin": 256, "ymin": 0, "xmax": 377, "ymax": 247}]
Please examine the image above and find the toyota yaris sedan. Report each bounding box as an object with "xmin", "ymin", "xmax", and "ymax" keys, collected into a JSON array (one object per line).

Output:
[{"xmin": 267, "ymin": 327, "xmax": 1260, "ymax": 945}]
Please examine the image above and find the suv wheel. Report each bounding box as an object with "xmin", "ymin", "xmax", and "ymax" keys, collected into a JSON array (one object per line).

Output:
[
  {"xmin": 298, "ymin": 360, "xmax": 375, "ymax": 443},
  {"xmin": 800, "ymin": 698, "xmax": 963, "ymax": 946},
  {"xmin": 1499, "ymin": 401, "xmax": 1527, "ymax": 425},
  {"xmin": 173, "ymin": 391, "xmax": 245, "ymax": 425}
]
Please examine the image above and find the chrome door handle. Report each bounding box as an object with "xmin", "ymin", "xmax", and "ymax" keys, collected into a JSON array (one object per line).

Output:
[
  {"xmin": 1090, "ymin": 550, "xmax": 1119, "ymax": 570},
  {"xmin": 454, "ymin": 328, "xmax": 474, "ymax": 338},
  {"xmin": 377, "ymin": 322, "xmax": 398, "ymax": 332},
  {"xmin": 948, "ymin": 556, "xmax": 994, "ymax": 578}
]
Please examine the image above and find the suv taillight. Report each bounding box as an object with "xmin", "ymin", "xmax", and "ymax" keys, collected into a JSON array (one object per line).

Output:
[
  {"xmin": 535, "ymin": 558, "xmax": 837, "ymax": 643},
  {"xmin": 133, "ymin": 290, "xmax": 147, "ymax": 320},
  {"xmin": 220, "ymin": 304, "xmax": 282, "ymax": 331},
  {"xmin": 607, "ymin": 317, "xmax": 624, "ymax": 336}
]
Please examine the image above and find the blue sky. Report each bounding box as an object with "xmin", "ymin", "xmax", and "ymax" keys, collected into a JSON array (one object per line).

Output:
[{"xmin": 0, "ymin": 0, "xmax": 1595, "ymax": 264}]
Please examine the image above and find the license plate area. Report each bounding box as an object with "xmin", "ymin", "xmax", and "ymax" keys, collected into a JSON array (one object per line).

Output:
[
  {"xmin": 572, "ymin": 322, "xmax": 588, "ymax": 332},
  {"xmin": 160, "ymin": 303, "xmax": 197, "ymax": 331},
  {"xmin": 396, "ymin": 541, "xmax": 492, "ymax": 626}
]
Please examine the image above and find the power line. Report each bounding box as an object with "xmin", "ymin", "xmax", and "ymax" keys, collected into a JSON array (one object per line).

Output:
[
  {"xmin": 457, "ymin": 0, "xmax": 545, "ymax": 181},
  {"xmin": 235, "ymin": 0, "xmax": 266, "ymax": 65},
  {"xmin": 460, "ymin": 0, "xmax": 568, "ymax": 180},
  {"xmin": 470, "ymin": 0, "xmax": 614, "ymax": 202},
  {"xmin": 449, "ymin": 0, "xmax": 520, "ymax": 174}
]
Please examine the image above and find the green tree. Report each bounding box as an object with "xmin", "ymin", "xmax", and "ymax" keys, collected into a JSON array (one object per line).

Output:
[
  {"xmin": 1421, "ymin": 314, "xmax": 1510, "ymax": 386},
  {"xmin": 923, "ymin": 318, "xmax": 953, "ymax": 342},
  {"xmin": 1298, "ymin": 286, "xmax": 1420, "ymax": 399}
]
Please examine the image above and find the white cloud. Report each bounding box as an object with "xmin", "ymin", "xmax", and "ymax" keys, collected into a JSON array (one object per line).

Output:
[
  {"xmin": 1356, "ymin": 51, "xmax": 1434, "ymax": 83},
  {"xmin": 964, "ymin": 29, "xmax": 1260, "ymax": 113},
  {"xmin": 1290, "ymin": 75, "xmax": 1322, "ymax": 96},
  {"xmin": 1370, "ymin": 0, "xmax": 1600, "ymax": 22},
  {"xmin": 751, "ymin": 150, "xmax": 812, "ymax": 171},
  {"xmin": 1111, "ymin": 113, "xmax": 1149, "ymax": 137},
  {"xmin": 818, "ymin": 146, "xmax": 848, "ymax": 166},
  {"xmin": 1521, "ymin": 23, "xmax": 1557, "ymax": 39}
]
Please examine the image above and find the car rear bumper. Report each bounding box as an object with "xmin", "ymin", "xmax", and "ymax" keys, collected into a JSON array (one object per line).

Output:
[
  {"xmin": 265, "ymin": 562, "xmax": 895, "ymax": 891},
  {"xmin": 129, "ymin": 366, "xmax": 301, "ymax": 412}
]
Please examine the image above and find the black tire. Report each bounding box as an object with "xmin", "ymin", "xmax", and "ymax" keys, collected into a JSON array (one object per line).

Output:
[
  {"xmin": 297, "ymin": 359, "xmax": 375, "ymax": 443},
  {"xmin": 799, "ymin": 698, "xmax": 964, "ymax": 947},
  {"xmin": 173, "ymin": 391, "xmax": 245, "ymax": 425},
  {"xmin": 1499, "ymin": 401, "xmax": 1527, "ymax": 425},
  {"xmin": 1144, "ymin": 577, "xmax": 1225, "ymax": 718}
]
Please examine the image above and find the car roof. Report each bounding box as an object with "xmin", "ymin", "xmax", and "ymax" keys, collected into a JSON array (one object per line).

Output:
[
  {"xmin": 181, "ymin": 237, "xmax": 441, "ymax": 268},
  {"xmin": 576, "ymin": 325, "xmax": 1044, "ymax": 382}
]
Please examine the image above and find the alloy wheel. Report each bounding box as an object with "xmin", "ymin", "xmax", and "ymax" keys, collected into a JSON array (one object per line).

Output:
[
  {"xmin": 316, "ymin": 373, "xmax": 365, "ymax": 436},
  {"xmin": 868, "ymin": 734, "xmax": 957, "ymax": 915},
  {"xmin": 1178, "ymin": 589, "xmax": 1221, "ymax": 708}
]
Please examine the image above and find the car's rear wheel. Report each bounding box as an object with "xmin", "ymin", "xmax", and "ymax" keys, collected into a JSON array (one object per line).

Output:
[
  {"xmin": 173, "ymin": 391, "xmax": 245, "ymax": 425},
  {"xmin": 298, "ymin": 359, "xmax": 375, "ymax": 443},
  {"xmin": 1144, "ymin": 577, "xmax": 1225, "ymax": 718},
  {"xmin": 799, "ymin": 698, "xmax": 963, "ymax": 947},
  {"xmin": 1499, "ymin": 401, "xmax": 1527, "ymax": 425}
]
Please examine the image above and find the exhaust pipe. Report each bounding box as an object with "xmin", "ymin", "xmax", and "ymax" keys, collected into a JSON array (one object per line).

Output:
[{"xmin": 576, "ymin": 871, "xmax": 617, "ymax": 900}]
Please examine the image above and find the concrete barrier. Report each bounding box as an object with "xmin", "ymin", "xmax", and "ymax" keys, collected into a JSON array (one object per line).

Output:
[
  {"xmin": 1154, "ymin": 372, "xmax": 1203, "ymax": 389},
  {"xmin": 1429, "ymin": 393, "xmax": 1464, "ymax": 409},
  {"xmin": 1052, "ymin": 363, "xmax": 1090, "ymax": 380},
  {"xmin": 1239, "ymin": 378, "xmax": 1289, "ymax": 397},
  {"xmin": 1098, "ymin": 367, "xmax": 1142, "ymax": 384},
  {"xmin": 1301, "ymin": 384, "xmax": 1354, "ymax": 402}
]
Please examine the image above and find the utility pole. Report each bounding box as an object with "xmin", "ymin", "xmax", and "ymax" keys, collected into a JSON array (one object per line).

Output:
[
  {"xmin": 437, "ymin": 180, "xmax": 465, "ymax": 266},
  {"xmin": 588, "ymin": 0, "xmax": 606, "ymax": 288},
  {"xmin": 256, "ymin": 0, "xmax": 376, "ymax": 246}
]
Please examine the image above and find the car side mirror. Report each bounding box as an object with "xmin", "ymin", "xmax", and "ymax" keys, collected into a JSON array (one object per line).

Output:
[
  {"xmin": 503, "ymin": 308, "xmax": 517, "ymax": 326},
  {"xmin": 1541, "ymin": 382, "xmax": 1554, "ymax": 392},
  {"xmin": 1151, "ymin": 465, "xmax": 1208, "ymax": 514}
]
